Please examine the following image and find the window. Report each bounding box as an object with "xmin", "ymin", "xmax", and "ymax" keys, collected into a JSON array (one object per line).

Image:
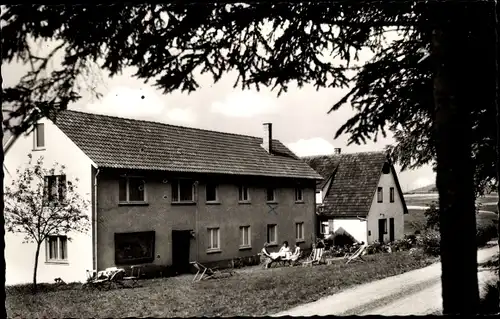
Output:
[
  {"xmin": 390, "ymin": 187, "xmax": 395, "ymax": 203},
  {"xmin": 238, "ymin": 185, "xmax": 250, "ymax": 202},
  {"xmin": 382, "ymin": 162, "xmax": 391, "ymax": 174},
  {"xmin": 34, "ymin": 123, "xmax": 45, "ymax": 149},
  {"xmin": 267, "ymin": 224, "xmax": 278, "ymax": 245},
  {"xmin": 171, "ymin": 179, "xmax": 195, "ymax": 203},
  {"xmin": 46, "ymin": 236, "xmax": 68, "ymax": 262},
  {"xmin": 114, "ymin": 231, "xmax": 155, "ymax": 265},
  {"xmin": 320, "ymin": 222, "xmax": 328, "ymax": 235},
  {"xmin": 119, "ymin": 176, "xmax": 146, "ymax": 203},
  {"xmin": 295, "ymin": 222, "xmax": 304, "ymax": 242},
  {"xmin": 240, "ymin": 226, "xmax": 251, "ymax": 248},
  {"xmin": 44, "ymin": 175, "xmax": 66, "ymax": 204},
  {"xmin": 295, "ymin": 188, "xmax": 304, "ymax": 202},
  {"xmin": 266, "ymin": 188, "xmax": 275, "ymax": 202},
  {"xmin": 380, "ymin": 219, "xmax": 388, "ymax": 234},
  {"xmin": 207, "ymin": 228, "xmax": 220, "ymax": 251},
  {"xmin": 206, "ymin": 183, "xmax": 218, "ymax": 202},
  {"xmin": 377, "ymin": 187, "xmax": 383, "ymax": 203}
]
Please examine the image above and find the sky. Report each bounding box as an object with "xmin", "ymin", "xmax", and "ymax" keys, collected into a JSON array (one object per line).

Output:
[{"xmin": 2, "ymin": 39, "xmax": 435, "ymax": 192}]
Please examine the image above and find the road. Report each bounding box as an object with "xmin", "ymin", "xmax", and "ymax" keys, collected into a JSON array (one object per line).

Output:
[{"xmin": 273, "ymin": 245, "xmax": 499, "ymax": 316}]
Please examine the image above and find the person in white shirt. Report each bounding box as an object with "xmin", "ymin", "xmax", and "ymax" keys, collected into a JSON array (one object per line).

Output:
[
  {"xmin": 279, "ymin": 241, "xmax": 292, "ymax": 259},
  {"xmin": 289, "ymin": 243, "xmax": 302, "ymax": 265}
]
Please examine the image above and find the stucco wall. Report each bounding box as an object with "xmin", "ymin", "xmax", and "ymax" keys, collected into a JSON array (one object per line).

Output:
[
  {"xmin": 96, "ymin": 170, "xmax": 316, "ymax": 269},
  {"xmin": 4, "ymin": 118, "xmax": 94, "ymax": 285},
  {"xmin": 366, "ymin": 168, "xmax": 405, "ymax": 244}
]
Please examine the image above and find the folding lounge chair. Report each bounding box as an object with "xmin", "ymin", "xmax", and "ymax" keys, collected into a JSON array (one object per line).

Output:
[
  {"xmin": 190, "ymin": 261, "xmax": 235, "ymax": 282},
  {"xmin": 301, "ymin": 248, "xmax": 325, "ymax": 267},
  {"xmin": 121, "ymin": 265, "xmax": 141, "ymax": 288},
  {"xmin": 345, "ymin": 244, "xmax": 368, "ymax": 264}
]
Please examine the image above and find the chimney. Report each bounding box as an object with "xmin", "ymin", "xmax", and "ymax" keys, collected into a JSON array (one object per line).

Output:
[
  {"xmin": 262, "ymin": 123, "xmax": 272, "ymax": 153},
  {"xmin": 334, "ymin": 148, "xmax": 341, "ymax": 155}
]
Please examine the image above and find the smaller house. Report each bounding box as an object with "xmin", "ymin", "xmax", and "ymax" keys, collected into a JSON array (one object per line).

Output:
[{"xmin": 303, "ymin": 149, "xmax": 408, "ymax": 245}]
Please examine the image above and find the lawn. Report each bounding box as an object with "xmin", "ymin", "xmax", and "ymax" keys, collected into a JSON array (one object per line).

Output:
[{"xmin": 6, "ymin": 251, "xmax": 436, "ymax": 318}]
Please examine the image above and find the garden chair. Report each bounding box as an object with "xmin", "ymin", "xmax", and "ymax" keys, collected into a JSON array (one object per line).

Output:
[
  {"xmin": 84, "ymin": 268, "xmax": 125, "ymax": 290},
  {"xmin": 345, "ymin": 244, "xmax": 368, "ymax": 264},
  {"xmin": 190, "ymin": 261, "xmax": 236, "ymax": 282},
  {"xmin": 301, "ymin": 247, "xmax": 325, "ymax": 267},
  {"xmin": 120, "ymin": 265, "xmax": 142, "ymax": 288}
]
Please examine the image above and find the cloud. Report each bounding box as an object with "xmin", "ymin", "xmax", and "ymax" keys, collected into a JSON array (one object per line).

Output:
[
  {"xmin": 165, "ymin": 108, "xmax": 197, "ymax": 125},
  {"xmin": 287, "ymin": 137, "xmax": 337, "ymax": 157},
  {"xmin": 211, "ymin": 91, "xmax": 280, "ymax": 117},
  {"xmin": 86, "ymin": 86, "xmax": 165, "ymax": 117}
]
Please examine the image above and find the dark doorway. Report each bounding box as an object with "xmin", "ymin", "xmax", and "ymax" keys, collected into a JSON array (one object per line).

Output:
[
  {"xmin": 172, "ymin": 230, "xmax": 192, "ymax": 275},
  {"xmin": 389, "ymin": 218, "xmax": 395, "ymax": 242},
  {"xmin": 378, "ymin": 219, "xmax": 387, "ymax": 243}
]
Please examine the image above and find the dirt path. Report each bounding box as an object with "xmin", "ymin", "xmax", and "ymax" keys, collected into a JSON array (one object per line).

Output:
[{"xmin": 273, "ymin": 245, "xmax": 498, "ymax": 316}]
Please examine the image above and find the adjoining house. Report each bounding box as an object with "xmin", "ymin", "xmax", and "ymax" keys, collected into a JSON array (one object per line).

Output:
[
  {"xmin": 3, "ymin": 110, "xmax": 322, "ymax": 285},
  {"xmin": 303, "ymin": 149, "xmax": 408, "ymax": 245}
]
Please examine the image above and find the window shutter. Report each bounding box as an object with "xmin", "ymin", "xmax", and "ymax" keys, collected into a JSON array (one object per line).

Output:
[{"xmin": 43, "ymin": 177, "xmax": 49, "ymax": 203}]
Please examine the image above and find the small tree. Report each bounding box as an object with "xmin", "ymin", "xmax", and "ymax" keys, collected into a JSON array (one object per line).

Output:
[{"xmin": 4, "ymin": 154, "xmax": 90, "ymax": 293}]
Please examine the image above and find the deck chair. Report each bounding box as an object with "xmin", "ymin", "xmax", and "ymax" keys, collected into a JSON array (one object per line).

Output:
[
  {"xmin": 190, "ymin": 261, "xmax": 235, "ymax": 282},
  {"xmin": 345, "ymin": 244, "xmax": 368, "ymax": 264},
  {"xmin": 84, "ymin": 268, "xmax": 125, "ymax": 290},
  {"xmin": 301, "ymin": 248, "xmax": 325, "ymax": 267},
  {"xmin": 121, "ymin": 265, "xmax": 141, "ymax": 287}
]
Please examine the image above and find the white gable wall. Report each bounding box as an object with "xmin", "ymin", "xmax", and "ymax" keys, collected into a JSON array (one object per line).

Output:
[
  {"xmin": 4, "ymin": 118, "xmax": 94, "ymax": 285},
  {"xmin": 366, "ymin": 167, "xmax": 405, "ymax": 244}
]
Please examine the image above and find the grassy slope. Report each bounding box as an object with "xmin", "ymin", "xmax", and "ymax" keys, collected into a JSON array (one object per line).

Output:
[
  {"xmin": 6, "ymin": 252, "xmax": 435, "ymax": 318},
  {"xmin": 404, "ymin": 194, "xmax": 499, "ymax": 235}
]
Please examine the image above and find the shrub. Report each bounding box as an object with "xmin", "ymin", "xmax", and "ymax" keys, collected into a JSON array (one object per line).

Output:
[
  {"xmin": 418, "ymin": 229, "xmax": 441, "ymax": 256},
  {"xmin": 388, "ymin": 235, "xmax": 416, "ymax": 252},
  {"xmin": 476, "ymin": 222, "xmax": 498, "ymax": 247},
  {"xmin": 366, "ymin": 241, "xmax": 390, "ymax": 255},
  {"xmin": 424, "ymin": 202, "xmax": 440, "ymax": 230}
]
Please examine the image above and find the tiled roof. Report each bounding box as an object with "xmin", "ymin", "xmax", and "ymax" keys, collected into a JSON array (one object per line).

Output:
[
  {"xmin": 303, "ymin": 151, "xmax": 406, "ymax": 217},
  {"xmin": 53, "ymin": 110, "xmax": 322, "ymax": 180}
]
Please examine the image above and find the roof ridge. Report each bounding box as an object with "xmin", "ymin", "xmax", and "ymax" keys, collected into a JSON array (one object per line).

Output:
[
  {"xmin": 301, "ymin": 151, "xmax": 387, "ymax": 158},
  {"xmin": 61, "ymin": 109, "xmax": 279, "ymax": 141}
]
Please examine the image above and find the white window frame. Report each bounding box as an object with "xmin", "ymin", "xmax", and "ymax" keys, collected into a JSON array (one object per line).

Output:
[
  {"xmin": 238, "ymin": 185, "xmax": 250, "ymax": 203},
  {"xmin": 320, "ymin": 222, "xmax": 329, "ymax": 235},
  {"xmin": 377, "ymin": 187, "xmax": 383, "ymax": 203},
  {"xmin": 119, "ymin": 176, "xmax": 147, "ymax": 204},
  {"xmin": 207, "ymin": 227, "xmax": 221, "ymax": 252},
  {"xmin": 295, "ymin": 222, "xmax": 305, "ymax": 242},
  {"xmin": 295, "ymin": 188, "xmax": 304, "ymax": 202},
  {"xmin": 34, "ymin": 123, "xmax": 46, "ymax": 150},
  {"xmin": 205, "ymin": 183, "xmax": 219, "ymax": 203},
  {"xmin": 171, "ymin": 179, "xmax": 196, "ymax": 203},
  {"xmin": 389, "ymin": 187, "xmax": 395, "ymax": 203},
  {"xmin": 267, "ymin": 224, "xmax": 278, "ymax": 245},
  {"xmin": 46, "ymin": 235, "xmax": 68, "ymax": 263},
  {"xmin": 239, "ymin": 226, "xmax": 251, "ymax": 249},
  {"xmin": 266, "ymin": 188, "xmax": 276, "ymax": 202}
]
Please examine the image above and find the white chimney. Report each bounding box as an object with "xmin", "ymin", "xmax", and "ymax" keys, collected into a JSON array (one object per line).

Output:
[
  {"xmin": 334, "ymin": 148, "xmax": 341, "ymax": 154},
  {"xmin": 262, "ymin": 123, "xmax": 272, "ymax": 153}
]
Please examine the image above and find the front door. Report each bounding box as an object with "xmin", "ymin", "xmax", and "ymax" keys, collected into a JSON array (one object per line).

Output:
[
  {"xmin": 172, "ymin": 230, "xmax": 192, "ymax": 275},
  {"xmin": 378, "ymin": 219, "xmax": 386, "ymax": 243},
  {"xmin": 389, "ymin": 218, "xmax": 395, "ymax": 242}
]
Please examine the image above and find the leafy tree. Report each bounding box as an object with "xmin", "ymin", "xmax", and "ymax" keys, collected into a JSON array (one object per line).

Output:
[
  {"xmin": 4, "ymin": 154, "xmax": 90, "ymax": 292},
  {"xmin": 1, "ymin": 2, "xmax": 496, "ymax": 314}
]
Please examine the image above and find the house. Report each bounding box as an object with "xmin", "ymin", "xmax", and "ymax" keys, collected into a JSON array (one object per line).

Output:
[
  {"xmin": 3, "ymin": 110, "xmax": 322, "ymax": 285},
  {"xmin": 303, "ymin": 149, "xmax": 408, "ymax": 245}
]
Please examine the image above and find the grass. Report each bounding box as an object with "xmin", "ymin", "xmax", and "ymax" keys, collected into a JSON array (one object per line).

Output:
[{"xmin": 6, "ymin": 251, "xmax": 436, "ymax": 318}]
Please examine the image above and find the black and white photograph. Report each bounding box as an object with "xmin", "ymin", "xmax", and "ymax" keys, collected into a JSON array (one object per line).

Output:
[{"xmin": 1, "ymin": 1, "xmax": 499, "ymax": 317}]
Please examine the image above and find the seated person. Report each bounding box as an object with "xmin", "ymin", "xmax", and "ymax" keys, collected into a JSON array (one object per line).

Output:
[
  {"xmin": 260, "ymin": 243, "xmax": 278, "ymax": 268},
  {"xmin": 289, "ymin": 243, "xmax": 302, "ymax": 262},
  {"xmin": 279, "ymin": 241, "xmax": 292, "ymax": 259}
]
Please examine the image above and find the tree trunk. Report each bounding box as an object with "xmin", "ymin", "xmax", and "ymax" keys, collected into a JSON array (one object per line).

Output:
[
  {"xmin": 432, "ymin": 22, "xmax": 480, "ymax": 315},
  {"xmin": 32, "ymin": 243, "xmax": 41, "ymax": 294},
  {"xmin": 496, "ymin": 0, "xmax": 500, "ymax": 307}
]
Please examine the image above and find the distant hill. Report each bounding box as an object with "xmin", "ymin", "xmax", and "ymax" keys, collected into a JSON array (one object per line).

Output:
[{"xmin": 405, "ymin": 183, "xmax": 437, "ymax": 194}]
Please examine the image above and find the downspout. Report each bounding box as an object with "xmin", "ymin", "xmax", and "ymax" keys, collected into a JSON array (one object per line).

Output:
[{"xmin": 94, "ymin": 168, "xmax": 100, "ymax": 272}]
